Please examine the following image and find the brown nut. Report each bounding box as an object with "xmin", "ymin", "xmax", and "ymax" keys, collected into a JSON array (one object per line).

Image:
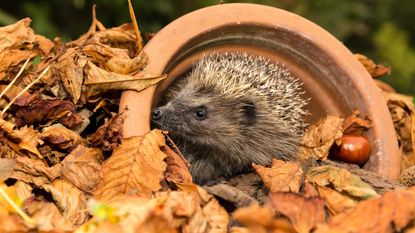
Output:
[{"xmin": 331, "ymin": 135, "xmax": 371, "ymax": 165}]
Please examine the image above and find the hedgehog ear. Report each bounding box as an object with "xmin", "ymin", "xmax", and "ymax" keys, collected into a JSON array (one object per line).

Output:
[{"xmin": 241, "ymin": 101, "xmax": 256, "ymax": 126}]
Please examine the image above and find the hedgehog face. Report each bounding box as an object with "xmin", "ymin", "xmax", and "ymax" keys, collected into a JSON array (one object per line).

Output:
[{"xmin": 151, "ymin": 84, "xmax": 256, "ymax": 148}]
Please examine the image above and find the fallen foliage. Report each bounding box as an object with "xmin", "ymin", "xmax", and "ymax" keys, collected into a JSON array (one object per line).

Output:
[{"xmin": 0, "ymin": 3, "xmax": 413, "ymax": 233}]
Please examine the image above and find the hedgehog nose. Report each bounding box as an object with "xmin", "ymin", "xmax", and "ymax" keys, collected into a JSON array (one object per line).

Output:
[{"xmin": 151, "ymin": 108, "xmax": 163, "ymax": 121}]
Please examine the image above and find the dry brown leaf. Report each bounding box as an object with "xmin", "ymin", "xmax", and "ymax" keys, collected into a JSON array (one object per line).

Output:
[
  {"xmin": 0, "ymin": 18, "xmax": 53, "ymax": 79},
  {"xmin": 297, "ymin": 116, "xmax": 343, "ymax": 160},
  {"xmin": 355, "ymin": 53, "xmax": 391, "ymax": 79},
  {"xmin": 82, "ymin": 42, "xmax": 129, "ymax": 64},
  {"xmin": 89, "ymin": 113, "xmax": 123, "ymax": 151},
  {"xmin": 14, "ymin": 98, "xmax": 82, "ymax": 128},
  {"xmin": 306, "ymin": 165, "xmax": 378, "ymax": 214},
  {"xmin": 86, "ymin": 23, "xmax": 137, "ymax": 56},
  {"xmin": 0, "ymin": 84, "xmax": 40, "ymax": 108},
  {"xmin": 315, "ymin": 186, "xmax": 415, "ymax": 233},
  {"xmin": 0, "ymin": 118, "xmax": 42, "ymax": 158},
  {"xmin": 253, "ymin": 159, "xmax": 303, "ymax": 193},
  {"xmin": 0, "ymin": 18, "xmax": 33, "ymax": 52},
  {"xmin": 342, "ymin": 110, "xmax": 372, "ymax": 136},
  {"xmin": 27, "ymin": 200, "xmax": 74, "ymax": 232},
  {"xmin": 383, "ymin": 92, "xmax": 415, "ymax": 170},
  {"xmin": 268, "ymin": 192, "xmax": 326, "ymax": 233},
  {"xmin": 232, "ymin": 204, "xmax": 296, "ymax": 233},
  {"xmin": 0, "ymin": 49, "xmax": 37, "ymax": 76},
  {"xmin": 83, "ymin": 60, "xmax": 166, "ymax": 100},
  {"xmin": 94, "ymin": 129, "xmax": 167, "ymax": 202},
  {"xmin": 40, "ymin": 124, "xmax": 88, "ymax": 151},
  {"xmin": 42, "ymin": 179, "xmax": 89, "ymax": 226},
  {"xmin": 52, "ymin": 48, "xmax": 88, "ymax": 103},
  {"xmin": 163, "ymin": 145, "xmax": 193, "ymax": 184},
  {"xmin": 105, "ymin": 51, "xmax": 147, "ymax": 74},
  {"xmin": 10, "ymin": 156, "xmax": 61, "ymax": 186},
  {"xmin": 61, "ymin": 145, "xmax": 103, "ymax": 193}
]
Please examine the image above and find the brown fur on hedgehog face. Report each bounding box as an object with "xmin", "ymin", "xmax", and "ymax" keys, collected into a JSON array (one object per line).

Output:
[
  {"xmin": 151, "ymin": 53, "xmax": 307, "ymax": 185},
  {"xmin": 153, "ymin": 83, "xmax": 258, "ymax": 149}
]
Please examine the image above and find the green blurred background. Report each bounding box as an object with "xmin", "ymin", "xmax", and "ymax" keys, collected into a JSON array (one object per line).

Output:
[{"xmin": 0, "ymin": 0, "xmax": 414, "ymax": 96}]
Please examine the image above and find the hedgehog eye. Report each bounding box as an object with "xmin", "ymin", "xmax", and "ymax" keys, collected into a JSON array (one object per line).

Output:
[{"xmin": 194, "ymin": 106, "xmax": 208, "ymax": 120}]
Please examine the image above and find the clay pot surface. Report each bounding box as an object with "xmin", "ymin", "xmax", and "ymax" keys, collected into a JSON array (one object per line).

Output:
[{"xmin": 120, "ymin": 3, "xmax": 400, "ymax": 179}]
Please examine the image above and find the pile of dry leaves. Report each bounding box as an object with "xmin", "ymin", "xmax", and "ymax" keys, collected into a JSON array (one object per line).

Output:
[{"xmin": 1, "ymin": 4, "xmax": 415, "ymax": 233}]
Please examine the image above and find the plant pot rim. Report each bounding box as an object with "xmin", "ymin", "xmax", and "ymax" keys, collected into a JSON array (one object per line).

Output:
[{"xmin": 120, "ymin": 3, "xmax": 400, "ymax": 180}]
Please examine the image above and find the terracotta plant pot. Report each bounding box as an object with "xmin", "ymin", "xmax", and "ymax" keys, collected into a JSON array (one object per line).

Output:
[{"xmin": 120, "ymin": 3, "xmax": 400, "ymax": 179}]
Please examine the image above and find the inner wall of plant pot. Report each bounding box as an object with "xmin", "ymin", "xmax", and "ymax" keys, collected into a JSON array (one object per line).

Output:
[
  {"xmin": 155, "ymin": 24, "xmax": 364, "ymax": 119},
  {"xmin": 152, "ymin": 23, "xmax": 379, "ymax": 171}
]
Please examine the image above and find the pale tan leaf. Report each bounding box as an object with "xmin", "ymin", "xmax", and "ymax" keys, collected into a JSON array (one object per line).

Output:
[
  {"xmin": 268, "ymin": 192, "xmax": 326, "ymax": 233},
  {"xmin": 315, "ymin": 186, "xmax": 415, "ymax": 233},
  {"xmin": 297, "ymin": 116, "xmax": 343, "ymax": 160},
  {"xmin": 83, "ymin": 60, "xmax": 166, "ymax": 100},
  {"xmin": 27, "ymin": 200, "xmax": 74, "ymax": 232},
  {"xmin": 253, "ymin": 159, "xmax": 303, "ymax": 193},
  {"xmin": 42, "ymin": 179, "xmax": 89, "ymax": 226},
  {"xmin": 0, "ymin": 158, "xmax": 15, "ymax": 180},
  {"xmin": 94, "ymin": 129, "xmax": 167, "ymax": 202},
  {"xmin": 62, "ymin": 145, "xmax": 104, "ymax": 193},
  {"xmin": 10, "ymin": 156, "xmax": 61, "ymax": 186}
]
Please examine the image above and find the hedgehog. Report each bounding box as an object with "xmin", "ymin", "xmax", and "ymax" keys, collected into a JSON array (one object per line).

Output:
[{"xmin": 151, "ymin": 53, "xmax": 308, "ymax": 184}]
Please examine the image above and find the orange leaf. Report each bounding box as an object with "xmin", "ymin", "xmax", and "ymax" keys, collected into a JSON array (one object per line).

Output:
[
  {"xmin": 268, "ymin": 192, "xmax": 326, "ymax": 233},
  {"xmin": 315, "ymin": 186, "xmax": 415, "ymax": 233},
  {"xmin": 163, "ymin": 145, "xmax": 192, "ymax": 184},
  {"xmin": 253, "ymin": 159, "xmax": 303, "ymax": 193},
  {"xmin": 297, "ymin": 116, "xmax": 343, "ymax": 160},
  {"xmin": 355, "ymin": 54, "xmax": 391, "ymax": 79},
  {"xmin": 93, "ymin": 129, "xmax": 167, "ymax": 201}
]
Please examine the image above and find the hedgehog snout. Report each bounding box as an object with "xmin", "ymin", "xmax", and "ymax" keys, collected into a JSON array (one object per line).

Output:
[{"xmin": 151, "ymin": 108, "xmax": 163, "ymax": 121}]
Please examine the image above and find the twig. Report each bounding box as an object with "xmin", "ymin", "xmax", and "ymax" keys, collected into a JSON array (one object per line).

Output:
[
  {"xmin": 0, "ymin": 186, "xmax": 36, "ymax": 226},
  {"xmin": 128, "ymin": 0, "xmax": 143, "ymax": 53},
  {"xmin": 1, "ymin": 66, "xmax": 50, "ymax": 115},
  {"xmin": 0, "ymin": 58, "xmax": 30, "ymax": 101}
]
